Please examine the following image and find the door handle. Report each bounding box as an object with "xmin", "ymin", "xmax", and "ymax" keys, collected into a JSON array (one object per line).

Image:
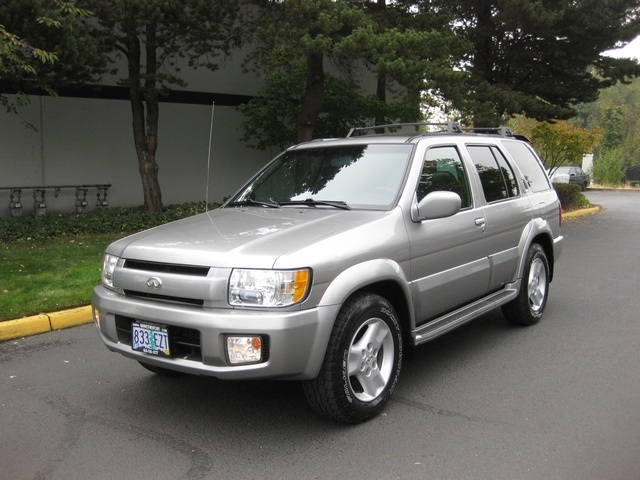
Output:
[{"xmin": 475, "ymin": 217, "xmax": 486, "ymax": 231}]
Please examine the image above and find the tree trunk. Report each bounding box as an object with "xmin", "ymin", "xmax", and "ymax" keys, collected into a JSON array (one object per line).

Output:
[
  {"xmin": 124, "ymin": 19, "xmax": 163, "ymax": 213},
  {"xmin": 375, "ymin": 0, "xmax": 387, "ymax": 126},
  {"xmin": 141, "ymin": 21, "xmax": 162, "ymax": 212},
  {"xmin": 297, "ymin": 52, "xmax": 325, "ymax": 143},
  {"xmin": 470, "ymin": 1, "xmax": 502, "ymax": 127},
  {"xmin": 376, "ymin": 67, "xmax": 387, "ymax": 126}
]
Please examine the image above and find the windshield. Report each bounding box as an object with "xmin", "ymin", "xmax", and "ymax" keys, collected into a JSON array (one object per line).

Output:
[{"xmin": 228, "ymin": 144, "xmax": 414, "ymax": 210}]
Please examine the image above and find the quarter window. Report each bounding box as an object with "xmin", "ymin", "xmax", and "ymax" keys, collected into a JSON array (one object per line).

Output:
[
  {"xmin": 501, "ymin": 140, "xmax": 551, "ymax": 192},
  {"xmin": 418, "ymin": 146, "xmax": 471, "ymax": 208}
]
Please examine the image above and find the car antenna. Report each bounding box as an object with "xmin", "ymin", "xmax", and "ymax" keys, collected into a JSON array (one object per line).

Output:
[{"xmin": 206, "ymin": 101, "xmax": 215, "ymax": 213}]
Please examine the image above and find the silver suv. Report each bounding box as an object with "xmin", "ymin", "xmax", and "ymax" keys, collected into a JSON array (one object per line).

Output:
[{"xmin": 93, "ymin": 123, "xmax": 563, "ymax": 423}]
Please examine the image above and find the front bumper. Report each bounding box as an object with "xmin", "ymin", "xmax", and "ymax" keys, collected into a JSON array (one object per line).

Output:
[{"xmin": 92, "ymin": 286, "xmax": 338, "ymax": 380}]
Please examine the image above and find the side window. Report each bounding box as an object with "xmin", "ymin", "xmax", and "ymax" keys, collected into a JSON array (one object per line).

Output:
[
  {"xmin": 467, "ymin": 145, "xmax": 518, "ymax": 203},
  {"xmin": 501, "ymin": 140, "xmax": 551, "ymax": 192},
  {"xmin": 491, "ymin": 146, "xmax": 518, "ymax": 197},
  {"xmin": 418, "ymin": 146, "xmax": 472, "ymax": 209}
]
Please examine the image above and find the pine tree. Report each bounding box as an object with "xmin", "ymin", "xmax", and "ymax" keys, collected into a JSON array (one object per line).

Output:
[{"xmin": 434, "ymin": 0, "xmax": 640, "ymax": 126}]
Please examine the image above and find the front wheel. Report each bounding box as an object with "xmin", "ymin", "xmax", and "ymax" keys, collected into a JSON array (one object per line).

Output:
[
  {"xmin": 303, "ymin": 292, "xmax": 402, "ymax": 423},
  {"xmin": 502, "ymin": 243, "xmax": 550, "ymax": 326}
]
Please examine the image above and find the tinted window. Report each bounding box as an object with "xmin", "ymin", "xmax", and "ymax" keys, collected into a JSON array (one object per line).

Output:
[
  {"xmin": 467, "ymin": 145, "xmax": 518, "ymax": 203},
  {"xmin": 418, "ymin": 146, "xmax": 472, "ymax": 208},
  {"xmin": 501, "ymin": 140, "xmax": 551, "ymax": 192}
]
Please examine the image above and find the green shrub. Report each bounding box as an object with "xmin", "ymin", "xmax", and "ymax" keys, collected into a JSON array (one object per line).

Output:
[
  {"xmin": 593, "ymin": 148, "xmax": 625, "ymax": 186},
  {"xmin": 0, "ymin": 202, "xmax": 219, "ymax": 243},
  {"xmin": 553, "ymin": 183, "xmax": 590, "ymax": 211}
]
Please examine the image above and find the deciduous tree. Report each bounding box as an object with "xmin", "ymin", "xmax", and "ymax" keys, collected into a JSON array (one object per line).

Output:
[
  {"xmin": 510, "ymin": 116, "xmax": 601, "ymax": 173},
  {"xmin": 574, "ymin": 77, "xmax": 640, "ymax": 168},
  {"xmin": 0, "ymin": 0, "xmax": 103, "ymax": 119}
]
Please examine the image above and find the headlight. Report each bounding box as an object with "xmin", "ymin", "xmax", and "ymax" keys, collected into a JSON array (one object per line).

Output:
[
  {"xmin": 229, "ymin": 269, "xmax": 310, "ymax": 307},
  {"xmin": 101, "ymin": 253, "xmax": 119, "ymax": 290}
]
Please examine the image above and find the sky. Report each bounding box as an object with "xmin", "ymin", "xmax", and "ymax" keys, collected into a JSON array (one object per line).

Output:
[{"xmin": 605, "ymin": 36, "xmax": 640, "ymax": 59}]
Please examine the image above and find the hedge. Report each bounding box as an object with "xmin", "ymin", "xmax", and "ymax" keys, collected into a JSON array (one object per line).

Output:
[
  {"xmin": 0, "ymin": 202, "xmax": 219, "ymax": 243},
  {"xmin": 552, "ymin": 183, "xmax": 590, "ymax": 211}
]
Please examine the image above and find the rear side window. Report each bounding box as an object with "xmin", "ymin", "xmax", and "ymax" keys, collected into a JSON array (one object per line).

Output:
[
  {"xmin": 418, "ymin": 146, "xmax": 472, "ymax": 208},
  {"xmin": 467, "ymin": 145, "xmax": 518, "ymax": 203},
  {"xmin": 501, "ymin": 140, "xmax": 551, "ymax": 192}
]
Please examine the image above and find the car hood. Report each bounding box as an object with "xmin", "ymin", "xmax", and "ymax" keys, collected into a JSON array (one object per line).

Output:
[{"xmin": 106, "ymin": 207, "xmax": 386, "ymax": 269}]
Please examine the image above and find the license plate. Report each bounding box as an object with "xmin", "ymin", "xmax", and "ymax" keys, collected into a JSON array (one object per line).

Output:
[{"xmin": 132, "ymin": 322, "xmax": 171, "ymax": 357}]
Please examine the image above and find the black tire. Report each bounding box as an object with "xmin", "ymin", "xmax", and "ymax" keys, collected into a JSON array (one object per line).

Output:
[
  {"xmin": 502, "ymin": 243, "xmax": 550, "ymax": 326},
  {"xmin": 581, "ymin": 181, "xmax": 588, "ymax": 191},
  {"xmin": 303, "ymin": 292, "xmax": 402, "ymax": 424},
  {"xmin": 138, "ymin": 361, "xmax": 184, "ymax": 377}
]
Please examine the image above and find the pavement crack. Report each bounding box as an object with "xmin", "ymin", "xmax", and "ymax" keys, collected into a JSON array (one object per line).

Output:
[{"xmin": 393, "ymin": 395, "xmax": 522, "ymax": 429}]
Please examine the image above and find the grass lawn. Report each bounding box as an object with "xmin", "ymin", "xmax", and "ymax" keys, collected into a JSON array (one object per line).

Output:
[{"xmin": 0, "ymin": 234, "xmax": 122, "ymax": 321}]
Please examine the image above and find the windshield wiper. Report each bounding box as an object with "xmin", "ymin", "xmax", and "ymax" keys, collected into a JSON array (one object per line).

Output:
[
  {"xmin": 280, "ymin": 199, "xmax": 351, "ymax": 210},
  {"xmin": 228, "ymin": 199, "xmax": 281, "ymax": 208}
]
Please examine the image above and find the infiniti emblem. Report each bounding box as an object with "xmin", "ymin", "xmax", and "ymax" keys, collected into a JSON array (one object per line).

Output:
[{"xmin": 146, "ymin": 277, "xmax": 162, "ymax": 290}]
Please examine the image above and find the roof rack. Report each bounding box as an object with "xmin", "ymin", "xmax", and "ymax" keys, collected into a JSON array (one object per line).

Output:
[
  {"xmin": 346, "ymin": 122, "xmax": 462, "ymax": 137},
  {"xmin": 346, "ymin": 122, "xmax": 515, "ymax": 138},
  {"xmin": 460, "ymin": 126, "xmax": 513, "ymax": 136}
]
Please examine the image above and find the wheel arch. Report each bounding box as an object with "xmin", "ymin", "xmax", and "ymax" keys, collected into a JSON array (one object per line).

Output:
[
  {"xmin": 531, "ymin": 232, "xmax": 555, "ymax": 282},
  {"xmin": 516, "ymin": 217, "xmax": 557, "ymax": 285},
  {"xmin": 360, "ymin": 280, "xmax": 413, "ymax": 355},
  {"xmin": 318, "ymin": 259, "xmax": 415, "ymax": 342}
]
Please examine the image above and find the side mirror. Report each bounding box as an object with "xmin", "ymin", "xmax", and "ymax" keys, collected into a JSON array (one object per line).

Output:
[{"xmin": 412, "ymin": 191, "xmax": 461, "ymax": 222}]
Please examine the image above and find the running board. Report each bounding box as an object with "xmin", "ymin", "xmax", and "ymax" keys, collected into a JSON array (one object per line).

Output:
[{"xmin": 412, "ymin": 286, "xmax": 519, "ymax": 346}]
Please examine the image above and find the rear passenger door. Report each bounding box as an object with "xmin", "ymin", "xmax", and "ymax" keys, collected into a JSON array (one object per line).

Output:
[{"xmin": 466, "ymin": 144, "xmax": 532, "ymax": 290}]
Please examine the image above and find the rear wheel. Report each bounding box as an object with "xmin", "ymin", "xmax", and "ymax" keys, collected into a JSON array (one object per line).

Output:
[
  {"xmin": 303, "ymin": 292, "xmax": 402, "ymax": 423},
  {"xmin": 502, "ymin": 243, "xmax": 550, "ymax": 326}
]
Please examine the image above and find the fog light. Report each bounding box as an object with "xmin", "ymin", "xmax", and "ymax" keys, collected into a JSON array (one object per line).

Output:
[{"xmin": 226, "ymin": 336, "xmax": 263, "ymax": 365}]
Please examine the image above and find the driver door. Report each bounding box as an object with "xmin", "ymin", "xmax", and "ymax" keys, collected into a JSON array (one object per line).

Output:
[{"xmin": 407, "ymin": 145, "xmax": 491, "ymax": 323}]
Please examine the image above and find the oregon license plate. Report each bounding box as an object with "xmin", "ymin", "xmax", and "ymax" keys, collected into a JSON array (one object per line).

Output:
[{"xmin": 132, "ymin": 322, "xmax": 171, "ymax": 357}]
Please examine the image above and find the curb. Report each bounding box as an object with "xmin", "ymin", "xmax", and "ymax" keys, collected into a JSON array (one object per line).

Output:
[
  {"xmin": 563, "ymin": 205, "xmax": 601, "ymax": 218},
  {"xmin": 0, "ymin": 306, "xmax": 92, "ymax": 342}
]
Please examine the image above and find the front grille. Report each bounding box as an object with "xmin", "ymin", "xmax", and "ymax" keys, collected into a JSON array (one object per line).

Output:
[
  {"xmin": 123, "ymin": 290, "xmax": 205, "ymax": 307},
  {"xmin": 124, "ymin": 259, "xmax": 210, "ymax": 277},
  {"xmin": 121, "ymin": 259, "xmax": 210, "ymax": 306},
  {"xmin": 115, "ymin": 315, "xmax": 202, "ymax": 362}
]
